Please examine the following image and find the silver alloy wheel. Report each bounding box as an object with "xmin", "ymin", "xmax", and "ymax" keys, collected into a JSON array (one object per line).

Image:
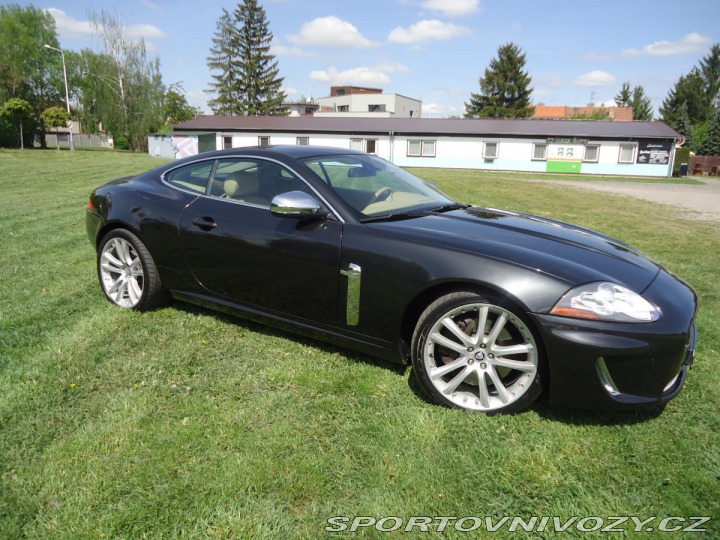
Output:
[
  {"xmin": 422, "ymin": 303, "xmax": 538, "ymax": 412},
  {"xmin": 99, "ymin": 237, "xmax": 145, "ymax": 308}
]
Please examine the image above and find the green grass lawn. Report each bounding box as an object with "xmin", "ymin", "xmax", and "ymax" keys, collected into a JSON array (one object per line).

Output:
[{"xmin": 1, "ymin": 149, "xmax": 718, "ymax": 539}]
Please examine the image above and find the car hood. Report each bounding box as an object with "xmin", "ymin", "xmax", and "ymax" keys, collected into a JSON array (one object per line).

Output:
[{"xmin": 375, "ymin": 206, "xmax": 660, "ymax": 292}]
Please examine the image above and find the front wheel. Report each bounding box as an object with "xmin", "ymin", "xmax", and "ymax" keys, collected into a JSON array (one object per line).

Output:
[
  {"xmin": 97, "ymin": 229, "xmax": 169, "ymax": 312},
  {"xmin": 411, "ymin": 291, "xmax": 543, "ymax": 414}
]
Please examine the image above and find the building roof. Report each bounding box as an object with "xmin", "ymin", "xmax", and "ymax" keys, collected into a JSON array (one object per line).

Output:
[{"xmin": 173, "ymin": 116, "xmax": 679, "ymax": 140}]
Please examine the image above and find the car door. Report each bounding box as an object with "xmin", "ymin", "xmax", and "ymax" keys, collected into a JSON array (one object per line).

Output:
[{"xmin": 178, "ymin": 157, "xmax": 342, "ymax": 326}]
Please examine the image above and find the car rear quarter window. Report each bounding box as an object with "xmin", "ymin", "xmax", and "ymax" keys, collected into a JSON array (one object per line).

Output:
[
  {"xmin": 165, "ymin": 161, "xmax": 214, "ymax": 194},
  {"xmin": 208, "ymin": 158, "xmax": 314, "ymax": 206}
]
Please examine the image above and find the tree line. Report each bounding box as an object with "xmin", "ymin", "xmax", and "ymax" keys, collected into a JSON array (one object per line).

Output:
[
  {"xmin": 464, "ymin": 42, "xmax": 720, "ymax": 155},
  {"xmin": 2, "ymin": 1, "xmax": 719, "ymax": 156},
  {"xmin": 0, "ymin": 4, "xmax": 201, "ymax": 150}
]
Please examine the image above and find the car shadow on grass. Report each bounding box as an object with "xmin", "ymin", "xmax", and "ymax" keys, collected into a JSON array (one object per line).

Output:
[
  {"xmin": 532, "ymin": 402, "xmax": 665, "ymax": 426},
  {"xmin": 172, "ymin": 301, "xmax": 408, "ymax": 376}
]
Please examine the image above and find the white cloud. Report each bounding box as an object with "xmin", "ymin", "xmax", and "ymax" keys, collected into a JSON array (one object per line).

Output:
[
  {"xmin": 422, "ymin": 102, "xmax": 459, "ymax": 117},
  {"xmin": 140, "ymin": 0, "xmax": 161, "ymax": 10},
  {"xmin": 374, "ymin": 63, "xmax": 411, "ymax": 74},
  {"xmin": 573, "ymin": 70, "xmax": 616, "ymax": 87},
  {"xmin": 582, "ymin": 51, "xmax": 615, "ymax": 61},
  {"xmin": 537, "ymin": 74, "xmax": 565, "ymax": 88},
  {"xmin": 46, "ymin": 8, "xmax": 94, "ymax": 39},
  {"xmin": 271, "ymin": 41, "xmax": 313, "ymax": 57},
  {"xmin": 288, "ymin": 16, "xmax": 376, "ymax": 48},
  {"xmin": 623, "ymin": 33, "xmax": 711, "ymax": 57},
  {"xmin": 388, "ymin": 20, "xmax": 471, "ymax": 45},
  {"xmin": 283, "ymin": 87, "xmax": 300, "ymax": 97},
  {"xmin": 46, "ymin": 8, "xmax": 164, "ymax": 43},
  {"xmin": 310, "ymin": 66, "xmax": 391, "ymax": 86},
  {"xmin": 125, "ymin": 23, "xmax": 165, "ymax": 40},
  {"xmin": 309, "ymin": 62, "xmax": 409, "ymax": 86},
  {"xmin": 421, "ymin": 0, "xmax": 480, "ymax": 17}
]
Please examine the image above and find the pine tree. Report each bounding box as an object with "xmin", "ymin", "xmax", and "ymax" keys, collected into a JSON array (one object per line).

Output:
[
  {"xmin": 207, "ymin": 1, "xmax": 286, "ymax": 116},
  {"xmin": 614, "ymin": 82, "xmax": 631, "ymax": 107},
  {"xmin": 699, "ymin": 43, "xmax": 720, "ymax": 117},
  {"xmin": 697, "ymin": 108, "xmax": 720, "ymax": 156},
  {"xmin": 673, "ymin": 101, "xmax": 694, "ymax": 150},
  {"xmin": 630, "ymin": 85, "xmax": 653, "ymax": 121},
  {"xmin": 614, "ymin": 82, "xmax": 652, "ymax": 120},
  {"xmin": 207, "ymin": 9, "xmax": 238, "ymax": 115},
  {"xmin": 660, "ymin": 69, "xmax": 708, "ymax": 126},
  {"xmin": 465, "ymin": 42, "xmax": 534, "ymax": 119}
]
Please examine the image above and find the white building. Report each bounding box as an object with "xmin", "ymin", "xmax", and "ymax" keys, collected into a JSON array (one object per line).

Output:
[
  {"xmin": 162, "ymin": 116, "xmax": 680, "ymax": 178},
  {"xmin": 314, "ymin": 86, "xmax": 422, "ymax": 118}
]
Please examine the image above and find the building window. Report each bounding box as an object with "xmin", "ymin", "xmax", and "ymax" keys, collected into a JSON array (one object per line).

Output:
[
  {"xmin": 350, "ymin": 138, "xmax": 363, "ymax": 151},
  {"xmin": 583, "ymin": 144, "xmax": 600, "ymax": 162},
  {"xmin": 258, "ymin": 136, "xmax": 270, "ymax": 147},
  {"xmin": 407, "ymin": 139, "xmax": 436, "ymax": 157},
  {"xmin": 484, "ymin": 142, "xmax": 499, "ymax": 160},
  {"xmin": 223, "ymin": 136, "xmax": 233, "ymax": 149},
  {"xmin": 296, "ymin": 136, "xmax": 309, "ymax": 146},
  {"xmin": 532, "ymin": 143, "xmax": 548, "ymax": 161},
  {"xmin": 338, "ymin": 105, "xmax": 349, "ymax": 112},
  {"xmin": 368, "ymin": 104, "xmax": 386, "ymax": 112},
  {"xmin": 618, "ymin": 144, "xmax": 636, "ymax": 163},
  {"xmin": 365, "ymin": 139, "xmax": 378, "ymax": 154}
]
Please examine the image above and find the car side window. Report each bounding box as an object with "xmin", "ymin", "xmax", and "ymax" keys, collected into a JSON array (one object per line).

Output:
[
  {"xmin": 209, "ymin": 158, "xmax": 313, "ymax": 206},
  {"xmin": 165, "ymin": 161, "xmax": 214, "ymax": 194}
]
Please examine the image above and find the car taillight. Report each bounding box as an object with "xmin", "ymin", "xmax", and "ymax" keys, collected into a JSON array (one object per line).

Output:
[{"xmin": 88, "ymin": 197, "xmax": 95, "ymax": 211}]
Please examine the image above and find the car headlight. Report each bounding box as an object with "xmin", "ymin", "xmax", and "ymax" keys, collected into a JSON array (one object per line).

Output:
[{"xmin": 550, "ymin": 282, "xmax": 661, "ymax": 322}]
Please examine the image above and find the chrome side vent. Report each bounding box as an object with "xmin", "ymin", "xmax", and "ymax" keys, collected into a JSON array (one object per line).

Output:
[{"xmin": 340, "ymin": 263, "xmax": 361, "ymax": 326}]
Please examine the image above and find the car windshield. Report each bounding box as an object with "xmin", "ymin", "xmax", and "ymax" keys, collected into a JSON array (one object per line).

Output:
[{"xmin": 301, "ymin": 154, "xmax": 456, "ymax": 218}]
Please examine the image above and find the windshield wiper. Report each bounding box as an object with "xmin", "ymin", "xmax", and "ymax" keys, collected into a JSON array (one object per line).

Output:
[
  {"xmin": 360, "ymin": 211, "xmax": 427, "ymax": 223},
  {"xmin": 426, "ymin": 203, "xmax": 471, "ymax": 213}
]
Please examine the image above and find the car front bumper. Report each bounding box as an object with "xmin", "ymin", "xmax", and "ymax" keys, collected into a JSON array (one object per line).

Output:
[{"xmin": 533, "ymin": 269, "xmax": 698, "ymax": 410}]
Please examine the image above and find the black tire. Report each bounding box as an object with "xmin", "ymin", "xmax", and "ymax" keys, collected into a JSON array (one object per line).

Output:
[
  {"xmin": 97, "ymin": 229, "xmax": 170, "ymax": 312},
  {"xmin": 411, "ymin": 291, "xmax": 543, "ymax": 414}
]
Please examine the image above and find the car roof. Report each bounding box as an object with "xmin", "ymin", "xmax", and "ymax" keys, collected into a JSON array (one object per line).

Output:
[{"xmin": 198, "ymin": 145, "xmax": 362, "ymax": 161}]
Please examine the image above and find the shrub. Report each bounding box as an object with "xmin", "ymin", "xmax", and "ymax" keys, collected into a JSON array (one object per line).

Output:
[
  {"xmin": 113, "ymin": 135, "xmax": 129, "ymax": 150},
  {"xmin": 673, "ymin": 146, "xmax": 692, "ymax": 176}
]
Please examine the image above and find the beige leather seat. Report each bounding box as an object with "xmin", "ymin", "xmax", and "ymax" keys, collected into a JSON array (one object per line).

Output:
[{"xmin": 222, "ymin": 171, "xmax": 267, "ymax": 205}]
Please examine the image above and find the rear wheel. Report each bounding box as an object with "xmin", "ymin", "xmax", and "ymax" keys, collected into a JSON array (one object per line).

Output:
[
  {"xmin": 411, "ymin": 291, "xmax": 542, "ymax": 414},
  {"xmin": 97, "ymin": 229, "xmax": 169, "ymax": 311}
]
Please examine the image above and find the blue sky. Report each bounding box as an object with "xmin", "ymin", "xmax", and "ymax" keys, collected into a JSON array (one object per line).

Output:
[{"xmin": 22, "ymin": 0, "xmax": 720, "ymax": 117}]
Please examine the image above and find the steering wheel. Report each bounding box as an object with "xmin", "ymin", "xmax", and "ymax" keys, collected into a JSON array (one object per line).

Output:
[{"xmin": 369, "ymin": 186, "xmax": 393, "ymax": 204}]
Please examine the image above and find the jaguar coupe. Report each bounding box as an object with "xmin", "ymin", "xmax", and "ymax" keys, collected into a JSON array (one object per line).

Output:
[{"xmin": 86, "ymin": 145, "xmax": 698, "ymax": 414}]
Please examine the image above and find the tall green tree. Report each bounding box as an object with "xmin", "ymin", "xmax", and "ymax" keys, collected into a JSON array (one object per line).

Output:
[
  {"xmin": 0, "ymin": 4, "xmax": 62, "ymax": 147},
  {"xmin": 614, "ymin": 81, "xmax": 653, "ymax": 120},
  {"xmin": 697, "ymin": 108, "xmax": 720, "ymax": 156},
  {"xmin": 614, "ymin": 82, "xmax": 631, "ymax": 107},
  {"xmin": 1, "ymin": 97, "xmax": 31, "ymax": 148},
  {"xmin": 465, "ymin": 42, "xmax": 534, "ymax": 118},
  {"xmin": 630, "ymin": 85, "xmax": 653, "ymax": 121},
  {"xmin": 87, "ymin": 10, "xmax": 164, "ymax": 150},
  {"xmin": 673, "ymin": 101, "xmax": 694, "ymax": 150},
  {"xmin": 660, "ymin": 69, "xmax": 707, "ymax": 126},
  {"xmin": 207, "ymin": 1, "xmax": 287, "ymax": 116},
  {"xmin": 207, "ymin": 8, "xmax": 238, "ymax": 115},
  {"xmin": 699, "ymin": 43, "xmax": 720, "ymax": 117},
  {"xmin": 162, "ymin": 82, "xmax": 202, "ymax": 130}
]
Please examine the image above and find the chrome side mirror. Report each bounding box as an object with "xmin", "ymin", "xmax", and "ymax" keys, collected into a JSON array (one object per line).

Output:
[{"xmin": 270, "ymin": 191, "xmax": 327, "ymax": 219}]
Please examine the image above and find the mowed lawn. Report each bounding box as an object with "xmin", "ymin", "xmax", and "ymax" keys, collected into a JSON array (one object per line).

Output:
[{"xmin": 0, "ymin": 149, "xmax": 718, "ymax": 539}]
